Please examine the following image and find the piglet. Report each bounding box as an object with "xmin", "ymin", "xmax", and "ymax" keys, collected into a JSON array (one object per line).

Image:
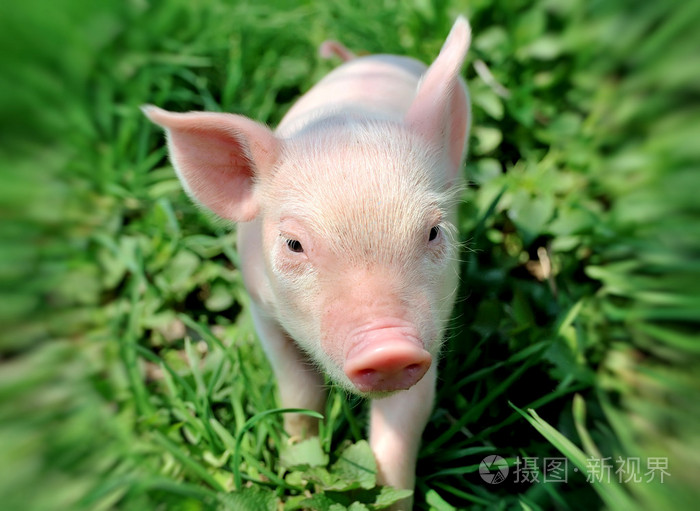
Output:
[{"xmin": 144, "ymin": 16, "xmax": 471, "ymax": 508}]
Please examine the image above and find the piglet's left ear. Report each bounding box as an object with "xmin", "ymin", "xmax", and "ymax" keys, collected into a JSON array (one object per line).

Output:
[
  {"xmin": 405, "ymin": 16, "xmax": 471, "ymax": 184},
  {"xmin": 142, "ymin": 106, "xmax": 280, "ymax": 222}
]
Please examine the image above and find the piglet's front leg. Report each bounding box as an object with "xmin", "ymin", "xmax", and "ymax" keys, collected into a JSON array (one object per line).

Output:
[
  {"xmin": 370, "ymin": 364, "xmax": 437, "ymax": 510},
  {"xmin": 248, "ymin": 302, "xmax": 327, "ymax": 439}
]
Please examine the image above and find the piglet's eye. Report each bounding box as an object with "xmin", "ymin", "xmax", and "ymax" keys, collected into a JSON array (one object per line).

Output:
[
  {"xmin": 286, "ymin": 239, "xmax": 304, "ymax": 253},
  {"xmin": 428, "ymin": 225, "xmax": 440, "ymax": 242}
]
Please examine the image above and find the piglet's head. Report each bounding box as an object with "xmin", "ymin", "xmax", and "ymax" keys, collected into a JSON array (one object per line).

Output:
[{"xmin": 144, "ymin": 17, "xmax": 471, "ymax": 397}]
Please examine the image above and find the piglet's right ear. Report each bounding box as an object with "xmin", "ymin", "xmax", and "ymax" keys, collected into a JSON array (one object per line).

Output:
[{"xmin": 142, "ymin": 105, "xmax": 280, "ymax": 222}]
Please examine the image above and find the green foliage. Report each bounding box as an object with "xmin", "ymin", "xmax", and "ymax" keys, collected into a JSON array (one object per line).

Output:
[
  {"xmin": 2, "ymin": 0, "xmax": 698, "ymax": 510},
  {"xmin": 282, "ymin": 440, "xmax": 413, "ymax": 510}
]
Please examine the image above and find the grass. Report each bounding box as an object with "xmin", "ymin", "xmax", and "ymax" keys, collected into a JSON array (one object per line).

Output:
[{"xmin": 1, "ymin": 0, "xmax": 699, "ymax": 509}]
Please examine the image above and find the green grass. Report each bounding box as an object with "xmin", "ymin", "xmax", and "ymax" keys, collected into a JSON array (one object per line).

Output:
[{"xmin": 2, "ymin": 0, "xmax": 699, "ymax": 509}]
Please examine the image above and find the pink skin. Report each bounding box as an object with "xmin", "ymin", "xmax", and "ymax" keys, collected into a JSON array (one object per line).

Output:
[
  {"xmin": 143, "ymin": 16, "xmax": 472, "ymax": 510},
  {"xmin": 318, "ymin": 266, "xmax": 436, "ymax": 396},
  {"xmin": 344, "ymin": 333, "xmax": 432, "ymax": 394}
]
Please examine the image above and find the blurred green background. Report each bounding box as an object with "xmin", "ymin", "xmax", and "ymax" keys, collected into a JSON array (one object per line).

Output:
[{"xmin": 1, "ymin": 0, "xmax": 698, "ymax": 509}]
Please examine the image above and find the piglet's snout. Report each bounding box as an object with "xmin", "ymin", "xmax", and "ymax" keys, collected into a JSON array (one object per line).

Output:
[{"xmin": 344, "ymin": 338, "xmax": 432, "ymax": 393}]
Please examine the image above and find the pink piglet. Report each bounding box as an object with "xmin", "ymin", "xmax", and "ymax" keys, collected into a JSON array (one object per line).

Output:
[{"xmin": 144, "ymin": 16, "xmax": 472, "ymax": 509}]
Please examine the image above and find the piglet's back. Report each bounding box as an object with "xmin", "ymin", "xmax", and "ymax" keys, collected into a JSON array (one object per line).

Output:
[{"xmin": 276, "ymin": 55, "xmax": 427, "ymax": 137}]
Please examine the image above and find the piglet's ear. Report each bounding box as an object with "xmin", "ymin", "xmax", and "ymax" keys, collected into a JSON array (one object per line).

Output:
[
  {"xmin": 405, "ymin": 16, "xmax": 471, "ymax": 183},
  {"xmin": 142, "ymin": 106, "xmax": 280, "ymax": 222}
]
